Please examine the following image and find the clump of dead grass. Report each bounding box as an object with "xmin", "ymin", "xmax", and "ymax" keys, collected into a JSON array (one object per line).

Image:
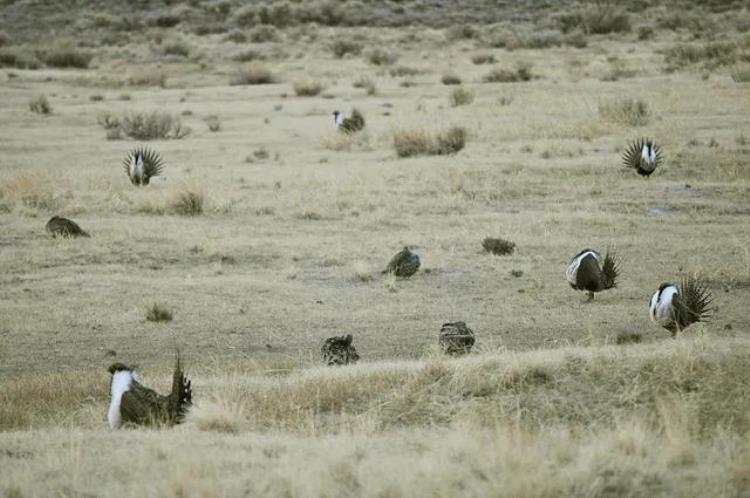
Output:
[
  {"xmin": 353, "ymin": 76, "xmax": 377, "ymax": 95},
  {"xmin": 483, "ymin": 62, "xmax": 534, "ymax": 83},
  {"xmin": 146, "ymin": 303, "xmax": 173, "ymax": 322},
  {"xmin": 393, "ymin": 126, "xmax": 467, "ymax": 158},
  {"xmin": 230, "ymin": 64, "xmax": 275, "ymax": 85},
  {"xmin": 449, "ymin": 87, "xmax": 474, "ymax": 107},
  {"xmin": 482, "ymin": 237, "xmax": 516, "ymax": 255},
  {"xmin": 171, "ymin": 182, "xmax": 205, "ymax": 215},
  {"xmin": 330, "ymin": 39, "xmax": 362, "ymax": 58},
  {"xmin": 128, "ymin": 69, "xmax": 167, "ymax": 87},
  {"xmin": 190, "ymin": 397, "xmax": 245, "ymax": 433},
  {"xmin": 598, "ymin": 97, "xmax": 650, "ymax": 126},
  {"xmin": 293, "ymin": 80, "xmax": 324, "ymax": 96},
  {"xmin": 441, "ymin": 74, "xmax": 461, "ymax": 85},
  {"xmin": 321, "ymin": 132, "xmax": 371, "ymax": 152},
  {"xmin": 366, "ymin": 48, "xmax": 398, "ymax": 65},
  {"xmin": 43, "ymin": 49, "xmax": 93, "ymax": 69},
  {"xmin": 28, "ymin": 95, "xmax": 51, "ymax": 115},
  {"xmin": 104, "ymin": 111, "xmax": 190, "ymax": 140},
  {"xmin": 0, "ymin": 174, "xmax": 58, "ymax": 210}
]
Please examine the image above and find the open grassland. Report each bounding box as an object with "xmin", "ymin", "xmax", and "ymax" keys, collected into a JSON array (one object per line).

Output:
[{"xmin": 1, "ymin": 0, "xmax": 750, "ymax": 496}]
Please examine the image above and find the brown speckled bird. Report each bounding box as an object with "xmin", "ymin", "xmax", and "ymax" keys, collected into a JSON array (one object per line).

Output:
[
  {"xmin": 46, "ymin": 216, "xmax": 90, "ymax": 238},
  {"xmin": 333, "ymin": 109, "xmax": 365, "ymax": 134},
  {"xmin": 439, "ymin": 322, "xmax": 475, "ymax": 356},
  {"xmin": 321, "ymin": 334, "xmax": 360, "ymax": 366},
  {"xmin": 107, "ymin": 353, "xmax": 192, "ymax": 429},
  {"xmin": 382, "ymin": 246, "xmax": 420, "ymax": 278}
]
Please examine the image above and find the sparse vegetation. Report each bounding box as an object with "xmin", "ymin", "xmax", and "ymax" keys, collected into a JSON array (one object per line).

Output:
[
  {"xmin": 249, "ymin": 25, "xmax": 280, "ymax": 43},
  {"xmin": 162, "ymin": 41, "xmax": 190, "ymax": 58},
  {"xmin": 330, "ymin": 39, "xmax": 362, "ymax": 58},
  {"xmin": 449, "ymin": 87, "xmax": 474, "ymax": 107},
  {"xmin": 105, "ymin": 111, "xmax": 191, "ymax": 140},
  {"xmin": 393, "ymin": 126, "xmax": 466, "ymax": 157},
  {"xmin": 482, "ymin": 237, "xmax": 516, "ymax": 255},
  {"xmin": 172, "ymin": 183, "xmax": 205, "ymax": 215},
  {"xmin": 483, "ymin": 62, "xmax": 534, "ymax": 83},
  {"xmin": 230, "ymin": 64, "xmax": 275, "ymax": 85},
  {"xmin": 366, "ymin": 48, "xmax": 398, "ymax": 65},
  {"xmin": 599, "ymin": 97, "xmax": 651, "ymax": 126},
  {"xmin": 205, "ymin": 115, "xmax": 221, "ymax": 132},
  {"xmin": 441, "ymin": 74, "xmax": 461, "ymax": 85},
  {"xmin": 292, "ymin": 80, "xmax": 323, "ymax": 96},
  {"xmin": 472, "ymin": 53, "xmax": 495, "ymax": 64},
  {"xmin": 145, "ymin": 303, "xmax": 173, "ymax": 322},
  {"xmin": 28, "ymin": 95, "xmax": 51, "ymax": 115},
  {"xmin": 353, "ymin": 76, "xmax": 377, "ymax": 95},
  {"xmin": 42, "ymin": 49, "xmax": 93, "ymax": 69}
]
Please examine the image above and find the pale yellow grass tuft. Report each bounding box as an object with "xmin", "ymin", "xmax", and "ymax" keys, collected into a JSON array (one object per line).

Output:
[
  {"xmin": 189, "ymin": 397, "xmax": 246, "ymax": 433},
  {"xmin": 170, "ymin": 181, "xmax": 206, "ymax": 216},
  {"xmin": 0, "ymin": 173, "xmax": 59, "ymax": 210},
  {"xmin": 321, "ymin": 131, "xmax": 371, "ymax": 151}
]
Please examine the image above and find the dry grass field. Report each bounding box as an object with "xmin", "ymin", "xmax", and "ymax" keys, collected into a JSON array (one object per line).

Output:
[{"xmin": 1, "ymin": 0, "xmax": 750, "ymax": 496}]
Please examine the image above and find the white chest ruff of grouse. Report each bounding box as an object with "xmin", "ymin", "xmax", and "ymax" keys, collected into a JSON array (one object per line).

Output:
[
  {"xmin": 623, "ymin": 138, "xmax": 663, "ymax": 177},
  {"xmin": 649, "ymin": 276, "xmax": 713, "ymax": 336}
]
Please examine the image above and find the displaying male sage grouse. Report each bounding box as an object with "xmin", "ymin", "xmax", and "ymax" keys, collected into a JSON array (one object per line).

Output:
[
  {"xmin": 382, "ymin": 246, "xmax": 421, "ymax": 278},
  {"xmin": 622, "ymin": 138, "xmax": 663, "ymax": 177},
  {"xmin": 439, "ymin": 322, "xmax": 475, "ymax": 356},
  {"xmin": 649, "ymin": 275, "xmax": 713, "ymax": 336},
  {"xmin": 321, "ymin": 334, "xmax": 360, "ymax": 366},
  {"xmin": 123, "ymin": 147, "xmax": 164, "ymax": 186},
  {"xmin": 107, "ymin": 353, "xmax": 192, "ymax": 429},
  {"xmin": 46, "ymin": 216, "xmax": 90, "ymax": 238},
  {"xmin": 333, "ymin": 109, "xmax": 365, "ymax": 134},
  {"xmin": 565, "ymin": 248, "xmax": 620, "ymax": 301}
]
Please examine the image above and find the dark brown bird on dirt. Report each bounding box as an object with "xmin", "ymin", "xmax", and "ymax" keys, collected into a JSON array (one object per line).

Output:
[
  {"xmin": 382, "ymin": 246, "xmax": 421, "ymax": 278},
  {"xmin": 333, "ymin": 109, "xmax": 365, "ymax": 134},
  {"xmin": 321, "ymin": 334, "xmax": 360, "ymax": 366},
  {"xmin": 46, "ymin": 216, "xmax": 90, "ymax": 238},
  {"xmin": 439, "ymin": 321, "xmax": 475, "ymax": 356}
]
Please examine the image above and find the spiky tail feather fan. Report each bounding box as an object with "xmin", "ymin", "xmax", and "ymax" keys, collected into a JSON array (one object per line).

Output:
[
  {"xmin": 600, "ymin": 249, "xmax": 621, "ymax": 290},
  {"xmin": 122, "ymin": 146, "xmax": 165, "ymax": 185},
  {"xmin": 622, "ymin": 138, "xmax": 663, "ymax": 176},
  {"xmin": 169, "ymin": 351, "xmax": 192, "ymax": 423},
  {"xmin": 675, "ymin": 275, "xmax": 713, "ymax": 330}
]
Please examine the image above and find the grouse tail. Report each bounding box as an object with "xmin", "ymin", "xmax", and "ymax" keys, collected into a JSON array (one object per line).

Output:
[
  {"xmin": 169, "ymin": 350, "xmax": 192, "ymax": 423},
  {"xmin": 600, "ymin": 249, "xmax": 621, "ymax": 290}
]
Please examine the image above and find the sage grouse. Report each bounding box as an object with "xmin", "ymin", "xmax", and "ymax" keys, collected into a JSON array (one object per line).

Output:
[
  {"xmin": 333, "ymin": 109, "xmax": 365, "ymax": 134},
  {"xmin": 321, "ymin": 334, "xmax": 360, "ymax": 366},
  {"xmin": 107, "ymin": 353, "xmax": 192, "ymax": 429},
  {"xmin": 46, "ymin": 216, "xmax": 90, "ymax": 238},
  {"xmin": 123, "ymin": 147, "xmax": 164, "ymax": 186},
  {"xmin": 565, "ymin": 248, "xmax": 620, "ymax": 301},
  {"xmin": 439, "ymin": 321, "xmax": 475, "ymax": 356},
  {"xmin": 382, "ymin": 246, "xmax": 421, "ymax": 278},
  {"xmin": 623, "ymin": 138, "xmax": 663, "ymax": 177},
  {"xmin": 649, "ymin": 276, "xmax": 713, "ymax": 336}
]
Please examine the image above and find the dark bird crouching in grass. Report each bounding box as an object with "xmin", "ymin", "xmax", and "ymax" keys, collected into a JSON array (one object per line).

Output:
[
  {"xmin": 333, "ymin": 109, "xmax": 365, "ymax": 134},
  {"xmin": 439, "ymin": 321, "xmax": 475, "ymax": 356},
  {"xmin": 46, "ymin": 216, "xmax": 90, "ymax": 238},
  {"xmin": 322, "ymin": 334, "xmax": 360, "ymax": 366},
  {"xmin": 382, "ymin": 246, "xmax": 421, "ymax": 278}
]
